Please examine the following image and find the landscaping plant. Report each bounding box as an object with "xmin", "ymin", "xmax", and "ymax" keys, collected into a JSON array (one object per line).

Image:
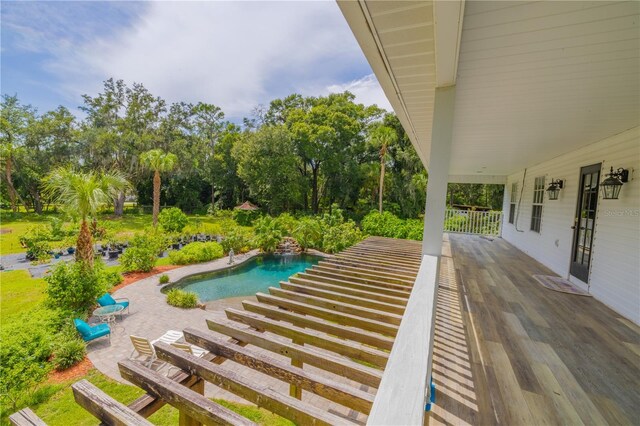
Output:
[
  {"xmin": 119, "ymin": 232, "xmax": 168, "ymax": 273},
  {"xmin": 159, "ymin": 207, "xmax": 189, "ymax": 233},
  {"xmin": 168, "ymin": 241, "xmax": 224, "ymax": 265},
  {"xmin": 43, "ymin": 167, "xmax": 130, "ymax": 266},
  {"xmin": 166, "ymin": 289, "xmax": 199, "ymax": 308},
  {"xmin": 140, "ymin": 149, "xmax": 178, "ymax": 227},
  {"xmin": 252, "ymin": 215, "xmax": 285, "ymax": 253},
  {"xmin": 159, "ymin": 274, "xmax": 170, "ymax": 284}
]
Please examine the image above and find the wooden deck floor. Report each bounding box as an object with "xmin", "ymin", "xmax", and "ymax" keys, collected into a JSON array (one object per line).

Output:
[{"xmin": 432, "ymin": 234, "xmax": 640, "ymax": 425}]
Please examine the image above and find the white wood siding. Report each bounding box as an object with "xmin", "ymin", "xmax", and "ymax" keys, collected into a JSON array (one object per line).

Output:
[{"xmin": 502, "ymin": 127, "xmax": 640, "ymax": 324}]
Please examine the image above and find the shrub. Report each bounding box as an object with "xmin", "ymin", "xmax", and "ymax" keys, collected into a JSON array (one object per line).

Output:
[
  {"xmin": 48, "ymin": 218, "xmax": 68, "ymax": 239},
  {"xmin": 233, "ymin": 208, "xmax": 261, "ymax": 226},
  {"xmin": 166, "ymin": 289, "xmax": 198, "ymax": 308},
  {"xmin": 159, "ymin": 207, "xmax": 189, "ymax": 233},
  {"xmin": 168, "ymin": 242, "xmax": 224, "ymax": 265},
  {"xmin": 273, "ymin": 213, "xmax": 298, "ymax": 235},
  {"xmin": 103, "ymin": 269, "xmax": 124, "ymax": 287},
  {"xmin": 159, "ymin": 274, "xmax": 170, "ymax": 284},
  {"xmin": 322, "ymin": 220, "xmax": 363, "ymax": 253},
  {"xmin": 25, "ymin": 240, "xmax": 51, "ymax": 262},
  {"xmin": 45, "ymin": 261, "xmax": 108, "ymax": 311},
  {"xmin": 221, "ymin": 227, "xmax": 252, "ymax": 254},
  {"xmin": 361, "ymin": 211, "xmax": 406, "ymax": 238},
  {"xmin": 0, "ymin": 308, "xmax": 54, "ymax": 412},
  {"xmin": 119, "ymin": 232, "xmax": 167, "ymax": 273},
  {"xmin": 293, "ymin": 217, "xmax": 323, "ymax": 250},
  {"xmin": 51, "ymin": 336, "xmax": 86, "ymax": 371},
  {"xmin": 405, "ymin": 219, "xmax": 424, "ymax": 241},
  {"xmin": 253, "ymin": 216, "xmax": 284, "ymax": 253}
]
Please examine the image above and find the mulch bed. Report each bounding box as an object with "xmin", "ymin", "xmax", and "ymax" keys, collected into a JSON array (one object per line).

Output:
[
  {"xmin": 48, "ymin": 357, "xmax": 94, "ymax": 383},
  {"xmin": 110, "ymin": 265, "xmax": 180, "ymax": 292}
]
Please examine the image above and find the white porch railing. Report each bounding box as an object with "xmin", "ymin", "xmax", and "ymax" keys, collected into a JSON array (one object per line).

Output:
[
  {"xmin": 444, "ymin": 209, "xmax": 502, "ymax": 236},
  {"xmin": 367, "ymin": 255, "xmax": 439, "ymax": 425}
]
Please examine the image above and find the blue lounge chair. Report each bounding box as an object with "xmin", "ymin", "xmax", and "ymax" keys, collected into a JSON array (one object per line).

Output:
[
  {"xmin": 74, "ymin": 319, "xmax": 110, "ymax": 343},
  {"xmin": 97, "ymin": 293, "xmax": 130, "ymax": 316}
]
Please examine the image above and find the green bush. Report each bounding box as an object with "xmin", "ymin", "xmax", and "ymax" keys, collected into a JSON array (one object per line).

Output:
[
  {"xmin": 159, "ymin": 207, "xmax": 189, "ymax": 233},
  {"xmin": 444, "ymin": 213, "xmax": 468, "ymax": 232},
  {"xmin": 293, "ymin": 217, "xmax": 323, "ymax": 250},
  {"xmin": 168, "ymin": 242, "xmax": 224, "ymax": 265},
  {"xmin": 321, "ymin": 220, "xmax": 363, "ymax": 253},
  {"xmin": 221, "ymin": 227, "xmax": 252, "ymax": 254},
  {"xmin": 26, "ymin": 240, "xmax": 52, "ymax": 262},
  {"xmin": 361, "ymin": 211, "xmax": 423, "ymax": 241},
  {"xmin": 253, "ymin": 216, "xmax": 285, "ymax": 253},
  {"xmin": 103, "ymin": 269, "xmax": 124, "ymax": 287},
  {"xmin": 166, "ymin": 289, "xmax": 199, "ymax": 308},
  {"xmin": 233, "ymin": 208, "xmax": 261, "ymax": 226},
  {"xmin": 273, "ymin": 213, "xmax": 298, "ymax": 235},
  {"xmin": 119, "ymin": 232, "xmax": 167, "ymax": 273},
  {"xmin": 44, "ymin": 261, "xmax": 108, "ymax": 311},
  {"xmin": 0, "ymin": 308, "xmax": 55, "ymax": 412},
  {"xmin": 52, "ymin": 336, "xmax": 86, "ymax": 371},
  {"xmin": 159, "ymin": 274, "xmax": 170, "ymax": 284}
]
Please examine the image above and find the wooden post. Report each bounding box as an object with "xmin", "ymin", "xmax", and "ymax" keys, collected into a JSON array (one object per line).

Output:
[
  {"xmin": 178, "ymin": 378, "xmax": 204, "ymax": 426},
  {"xmin": 290, "ymin": 338, "xmax": 303, "ymax": 399}
]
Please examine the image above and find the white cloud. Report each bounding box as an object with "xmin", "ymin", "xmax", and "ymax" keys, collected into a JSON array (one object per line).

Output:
[
  {"xmin": 325, "ymin": 74, "xmax": 392, "ymax": 112},
  {"xmin": 40, "ymin": 1, "xmax": 384, "ymax": 120}
]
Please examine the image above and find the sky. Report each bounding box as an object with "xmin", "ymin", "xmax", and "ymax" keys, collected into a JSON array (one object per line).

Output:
[{"xmin": 1, "ymin": 1, "xmax": 392, "ymax": 122}]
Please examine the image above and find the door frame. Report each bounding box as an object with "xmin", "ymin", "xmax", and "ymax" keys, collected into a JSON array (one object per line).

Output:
[{"xmin": 569, "ymin": 163, "xmax": 602, "ymax": 283}]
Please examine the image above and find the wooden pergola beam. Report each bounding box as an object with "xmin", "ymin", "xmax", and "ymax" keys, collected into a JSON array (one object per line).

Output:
[
  {"xmin": 289, "ymin": 275, "xmax": 408, "ymax": 305},
  {"xmin": 118, "ymin": 359, "xmax": 256, "ymax": 426},
  {"xmin": 311, "ymin": 265, "xmax": 414, "ymax": 287},
  {"xmin": 255, "ymin": 292, "xmax": 399, "ymax": 336},
  {"xmin": 182, "ymin": 329, "xmax": 375, "ymax": 413},
  {"xmin": 153, "ymin": 343, "xmax": 352, "ymax": 426},
  {"xmin": 279, "ymin": 281, "xmax": 406, "ymax": 314},
  {"xmin": 72, "ymin": 380, "xmax": 154, "ymax": 426},
  {"xmin": 295, "ymin": 272, "xmax": 411, "ymax": 298},
  {"xmin": 205, "ymin": 319, "xmax": 383, "ymax": 387},
  {"xmin": 225, "ymin": 308, "xmax": 388, "ymax": 367},
  {"xmin": 242, "ymin": 301, "xmax": 395, "ymax": 350},
  {"xmin": 267, "ymin": 287, "xmax": 404, "ymax": 325}
]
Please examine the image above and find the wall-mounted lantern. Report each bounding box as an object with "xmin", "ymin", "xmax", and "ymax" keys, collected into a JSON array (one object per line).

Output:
[
  {"xmin": 600, "ymin": 167, "xmax": 629, "ymax": 200},
  {"xmin": 546, "ymin": 179, "xmax": 564, "ymax": 200}
]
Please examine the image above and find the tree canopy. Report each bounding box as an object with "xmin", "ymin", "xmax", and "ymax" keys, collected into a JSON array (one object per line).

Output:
[{"xmin": 1, "ymin": 81, "xmax": 504, "ymax": 218}]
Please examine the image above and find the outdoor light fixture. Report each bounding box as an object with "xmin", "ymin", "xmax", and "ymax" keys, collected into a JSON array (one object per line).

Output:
[
  {"xmin": 600, "ymin": 167, "xmax": 629, "ymax": 200},
  {"xmin": 546, "ymin": 179, "xmax": 564, "ymax": 200}
]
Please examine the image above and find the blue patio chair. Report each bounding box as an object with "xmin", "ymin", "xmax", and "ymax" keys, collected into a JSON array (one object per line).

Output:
[
  {"xmin": 74, "ymin": 318, "xmax": 110, "ymax": 343},
  {"xmin": 96, "ymin": 293, "xmax": 130, "ymax": 316}
]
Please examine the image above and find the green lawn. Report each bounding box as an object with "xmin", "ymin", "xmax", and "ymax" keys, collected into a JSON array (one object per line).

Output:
[{"xmin": 0, "ymin": 270, "xmax": 47, "ymax": 320}]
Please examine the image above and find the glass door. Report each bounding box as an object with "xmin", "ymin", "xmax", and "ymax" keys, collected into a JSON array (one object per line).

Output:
[{"xmin": 570, "ymin": 164, "xmax": 601, "ymax": 282}]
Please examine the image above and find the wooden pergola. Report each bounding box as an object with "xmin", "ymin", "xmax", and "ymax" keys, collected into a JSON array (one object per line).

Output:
[{"xmin": 12, "ymin": 237, "xmax": 422, "ymax": 425}]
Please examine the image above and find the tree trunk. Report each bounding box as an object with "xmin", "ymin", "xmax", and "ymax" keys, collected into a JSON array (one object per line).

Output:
[
  {"xmin": 76, "ymin": 219, "xmax": 94, "ymax": 267},
  {"xmin": 5, "ymin": 157, "xmax": 18, "ymax": 212},
  {"xmin": 153, "ymin": 170, "xmax": 161, "ymax": 227},
  {"xmin": 32, "ymin": 191, "xmax": 43, "ymax": 214},
  {"xmin": 311, "ymin": 165, "xmax": 319, "ymax": 214},
  {"xmin": 378, "ymin": 158, "xmax": 385, "ymax": 213},
  {"xmin": 378, "ymin": 146, "xmax": 386, "ymax": 213},
  {"xmin": 114, "ymin": 192, "xmax": 125, "ymax": 216}
]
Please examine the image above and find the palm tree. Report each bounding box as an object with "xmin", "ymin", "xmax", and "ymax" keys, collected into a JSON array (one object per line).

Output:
[
  {"xmin": 369, "ymin": 125, "xmax": 398, "ymax": 213},
  {"xmin": 140, "ymin": 149, "xmax": 178, "ymax": 227},
  {"xmin": 43, "ymin": 167, "xmax": 130, "ymax": 265}
]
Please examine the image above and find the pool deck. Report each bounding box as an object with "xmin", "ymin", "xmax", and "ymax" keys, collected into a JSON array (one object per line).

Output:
[{"xmin": 87, "ymin": 248, "xmax": 333, "ymax": 402}]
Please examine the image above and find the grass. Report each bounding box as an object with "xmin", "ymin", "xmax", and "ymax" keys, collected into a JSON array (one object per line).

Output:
[{"xmin": 0, "ymin": 270, "xmax": 47, "ymax": 320}]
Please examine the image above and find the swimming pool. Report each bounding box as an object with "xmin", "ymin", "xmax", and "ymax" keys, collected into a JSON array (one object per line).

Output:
[{"xmin": 166, "ymin": 254, "xmax": 321, "ymax": 302}]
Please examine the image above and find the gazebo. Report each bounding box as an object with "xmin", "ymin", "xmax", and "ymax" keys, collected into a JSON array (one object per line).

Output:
[{"xmin": 234, "ymin": 201, "xmax": 259, "ymax": 211}]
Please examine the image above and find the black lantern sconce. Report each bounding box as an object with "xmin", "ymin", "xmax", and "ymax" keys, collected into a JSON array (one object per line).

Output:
[
  {"xmin": 600, "ymin": 167, "xmax": 629, "ymax": 200},
  {"xmin": 546, "ymin": 179, "xmax": 564, "ymax": 200}
]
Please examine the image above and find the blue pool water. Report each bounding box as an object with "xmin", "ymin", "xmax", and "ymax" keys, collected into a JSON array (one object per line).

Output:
[{"xmin": 167, "ymin": 254, "xmax": 321, "ymax": 302}]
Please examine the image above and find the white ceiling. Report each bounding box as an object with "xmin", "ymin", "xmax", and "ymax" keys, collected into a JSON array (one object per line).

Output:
[{"xmin": 340, "ymin": 1, "xmax": 640, "ymax": 179}]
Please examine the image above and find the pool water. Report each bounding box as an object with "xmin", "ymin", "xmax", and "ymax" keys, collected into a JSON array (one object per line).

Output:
[{"xmin": 167, "ymin": 254, "xmax": 321, "ymax": 302}]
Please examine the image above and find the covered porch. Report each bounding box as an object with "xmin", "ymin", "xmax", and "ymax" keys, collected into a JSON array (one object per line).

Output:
[{"xmin": 433, "ymin": 233, "xmax": 640, "ymax": 425}]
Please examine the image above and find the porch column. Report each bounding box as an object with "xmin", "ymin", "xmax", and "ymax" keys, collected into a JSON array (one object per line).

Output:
[{"xmin": 422, "ymin": 85, "xmax": 456, "ymax": 256}]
